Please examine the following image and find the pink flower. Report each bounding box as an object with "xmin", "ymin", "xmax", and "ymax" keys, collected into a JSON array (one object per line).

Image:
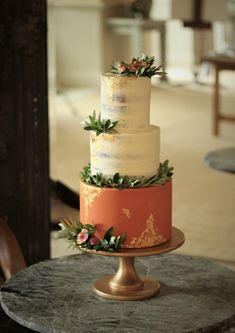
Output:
[
  {"xmin": 76, "ymin": 229, "xmax": 89, "ymax": 245},
  {"xmin": 90, "ymin": 235, "xmax": 100, "ymax": 246},
  {"xmin": 117, "ymin": 62, "xmax": 127, "ymax": 73},
  {"xmin": 128, "ymin": 60, "xmax": 147, "ymax": 72}
]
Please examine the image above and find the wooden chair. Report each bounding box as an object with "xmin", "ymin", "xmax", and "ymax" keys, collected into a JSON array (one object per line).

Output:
[
  {"xmin": 0, "ymin": 218, "xmax": 26, "ymax": 284},
  {"xmin": 0, "ymin": 218, "xmax": 33, "ymax": 332},
  {"xmin": 202, "ymin": 55, "xmax": 235, "ymax": 135}
]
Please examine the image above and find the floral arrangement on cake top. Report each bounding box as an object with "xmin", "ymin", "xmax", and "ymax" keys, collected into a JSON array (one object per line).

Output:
[
  {"xmin": 110, "ymin": 54, "xmax": 165, "ymax": 78},
  {"xmin": 59, "ymin": 218, "xmax": 126, "ymax": 252}
]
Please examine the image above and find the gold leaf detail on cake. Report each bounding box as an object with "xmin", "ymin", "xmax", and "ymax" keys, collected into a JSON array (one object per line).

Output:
[
  {"xmin": 91, "ymin": 153, "xmax": 97, "ymax": 163},
  {"xmin": 91, "ymin": 133, "xmax": 96, "ymax": 142},
  {"xmin": 126, "ymin": 214, "xmax": 166, "ymax": 248},
  {"xmin": 122, "ymin": 208, "xmax": 132, "ymax": 219},
  {"xmin": 103, "ymin": 133, "xmax": 116, "ymax": 142},
  {"xmin": 82, "ymin": 184, "xmax": 103, "ymax": 223},
  {"xmin": 104, "ymin": 76, "xmax": 129, "ymax": 102},
  {"xmin": 106, "ymin": 76, "xmax": 125, "ymax": 90},
  {"xmin": 92, "ymin": 141, "xmax": 102, "ymax": 153}
]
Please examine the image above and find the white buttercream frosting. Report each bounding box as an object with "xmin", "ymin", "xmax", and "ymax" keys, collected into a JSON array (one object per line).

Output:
[
  {"xmin": 90, "ymin": 126, "xmax": 160, "ymax": 178},
  {"xmin": 101, "ymin": 74, "xmax": 150, "ymax": 129}
]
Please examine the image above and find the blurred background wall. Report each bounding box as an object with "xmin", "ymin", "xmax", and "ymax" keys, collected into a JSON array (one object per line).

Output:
[{"xmin": 47, "ymin": 0, "xmax": 231, "ymax": 89}]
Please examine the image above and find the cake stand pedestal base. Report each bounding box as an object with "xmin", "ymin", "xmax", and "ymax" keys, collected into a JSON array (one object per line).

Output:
[
  {"xmin": 87, "ymin": 227, "xmax": 185, "ymax": 301},
  {"xmin": 94, "ymin": 275, "xmax": 160, "ymax": 301}
]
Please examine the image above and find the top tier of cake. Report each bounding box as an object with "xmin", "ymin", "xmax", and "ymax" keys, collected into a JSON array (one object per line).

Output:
[{"xmin": 101, "ymin": 74, "xmax": 151, "ymax": 130}]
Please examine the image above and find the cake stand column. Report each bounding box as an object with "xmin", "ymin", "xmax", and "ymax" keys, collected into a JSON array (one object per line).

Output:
[
  {"xmin": 109, "ymin": 257, "xmax": 144, "ymax": 291},
  {"xmin": 93, "ymin": 255, "xmax": 160, "ymax": 301}
]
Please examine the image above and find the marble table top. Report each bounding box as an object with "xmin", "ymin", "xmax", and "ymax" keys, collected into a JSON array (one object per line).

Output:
[
  {"xmin": 1, "ymin": 253, "xmax": 235, "ymax": 333},
  {"xmin": 204, "ymin": 147, "xmax": 235, "ymax": 174}
]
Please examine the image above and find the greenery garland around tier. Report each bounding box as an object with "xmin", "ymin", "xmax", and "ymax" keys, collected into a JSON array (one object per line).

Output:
[
  {"xmin": 81, "ymin": 160, "xmax": 173, "ymax": 189},
  {"xmin": 83, "ymin": 111, "xmax": 118, "ymax": 136},
  {"xmin": 58, "ymin": 218, "xmax": 126, "ymax": 253},
  {"xmin": 110, "ymin": 54, "xmax": 165, "ymax": 78}
]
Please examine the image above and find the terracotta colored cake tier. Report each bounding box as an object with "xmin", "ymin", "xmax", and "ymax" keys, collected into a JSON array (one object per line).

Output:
[{"xmin": 80, "ymin": 180, "xmax": 172, "ymax": 249}]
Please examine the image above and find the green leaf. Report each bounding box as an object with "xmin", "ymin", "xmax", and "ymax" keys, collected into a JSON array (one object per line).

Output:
[
  {"xmin": 100, "ymin": 238, "xmax": 109, "ymax": 248},
  {"xmin": 104, "ymin": 227, "xmax": 114, "ymax": 241},
  {"xmin": 113, "ymin": 173, "xmax": 120, "ymax": 183},
  {"xmin": 114, "ymin": 236, "xmax": 120, "ymax": 250},
  {"xmin": 93, "ymin": 245, "xmax": 101, "ymax": 251},
  {"xmin": 118, "ymin": 176, "xmax": 124, "ymax": 186},
  {"xmin": 105, "ymin": 119, "xmax": 111, "ymax": 127},
  {"xmin": 119, "ymin": 233, "xmax": 126, "ymax": 246},
  {"xmin": 84, "ymin": 126, "xmax": 94, "ymax": 131},
  {"xmin": 84, "ymin": 224, "xmax": 96, "ymax": 234},
  {"xmin": 109, "ymin": 236, "xmax": 116, "ymax": 246}
]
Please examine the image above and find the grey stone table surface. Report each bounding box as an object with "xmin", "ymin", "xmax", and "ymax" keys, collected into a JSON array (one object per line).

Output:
[
  {"xmin": 1, "ymin": 253, "xmax": 235, "ymax": 333},
  {"xmin": 204, "ymin": 147, "xmax": 235, "ymax": 174}
]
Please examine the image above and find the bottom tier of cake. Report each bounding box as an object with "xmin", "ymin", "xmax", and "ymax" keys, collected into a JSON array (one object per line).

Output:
[{"xmin": 80, "ymin": 180, "xmax": 172, "ymax": 249}]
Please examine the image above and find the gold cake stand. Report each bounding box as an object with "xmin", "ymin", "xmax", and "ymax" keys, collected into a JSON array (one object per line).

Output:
[{"xmin": 84, "ymin": 227, "xmax": 185, "ymax": 301}]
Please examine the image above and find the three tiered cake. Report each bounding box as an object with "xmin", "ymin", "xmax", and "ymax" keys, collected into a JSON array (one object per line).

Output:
[{"xmin": 79, "ymin": 55, "xmax": 173, "ymax": 249}]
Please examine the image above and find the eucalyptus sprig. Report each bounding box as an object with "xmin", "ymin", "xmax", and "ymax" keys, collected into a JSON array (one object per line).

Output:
[
  {"xmin": 83, "ymin": 111, "xmax": 118, "ymax": 136},
  {"xmin": 110, "ymin": 54, "xmax": 165, "ymax": 78},
  {"xmin": 81, "ymin": 160, "xmax": 173, "ymax": 189},
  {"xmin": 59, "ymin": 218, "xmax": 126, "ymax": 253}
]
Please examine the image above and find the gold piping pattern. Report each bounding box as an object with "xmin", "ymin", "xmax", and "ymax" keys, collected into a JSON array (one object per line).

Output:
[
  {"xmin": 81, "ymin": 183, "xmax": 104, "ymax": 223},
  {"xmin": 126, "ymin": 214, "xmax": 166, "ymax": 248},
  {"xmin": 122, "ymin": 208, "xmax": 132, "ymax": 219}
]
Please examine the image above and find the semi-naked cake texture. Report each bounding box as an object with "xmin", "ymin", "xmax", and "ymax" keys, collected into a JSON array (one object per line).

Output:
[
  {"xmin": 80, "ymin": 63, "xmax": 172, "ymax": 249},
  {"xmin": 90, "ymin": 126, "xmax": 160, "ymax": 178},
  {"xmin": 101, "ymin": 75, "xmax": 150, "ymax": 129}
]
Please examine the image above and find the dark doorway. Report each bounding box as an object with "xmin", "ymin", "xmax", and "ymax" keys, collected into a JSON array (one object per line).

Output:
[{"xmin": 0, "ymin": 0, "xmax": 50, "ymax": 265}]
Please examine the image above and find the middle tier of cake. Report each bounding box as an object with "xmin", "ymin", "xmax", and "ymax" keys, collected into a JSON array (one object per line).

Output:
[{"xmin": 90, "ymin": 125, "xmax": 160, "ymax": 178}]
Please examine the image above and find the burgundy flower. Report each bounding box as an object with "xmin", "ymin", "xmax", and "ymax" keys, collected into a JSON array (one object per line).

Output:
[{"xmin": 90, "ymin": 235, "xmax": 100, "ymax": 246}]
